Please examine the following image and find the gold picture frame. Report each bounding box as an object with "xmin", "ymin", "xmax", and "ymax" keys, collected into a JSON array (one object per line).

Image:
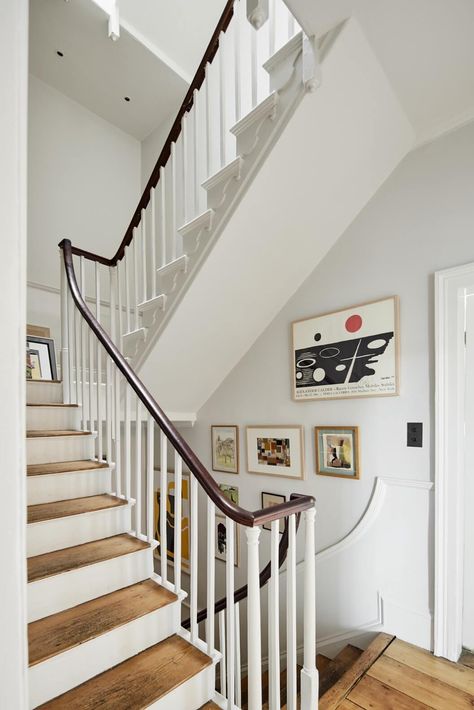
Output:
[
  {"xmin": 315, "ymin": 426, "xmax": 360, "ymax": 479},
  {"xmin": 211, "ymin": 425, "xmax": 239, "ymax": 474},
  {"xmin": 246, "ymin": 425, "xmax": 305, "ymax": 480}
]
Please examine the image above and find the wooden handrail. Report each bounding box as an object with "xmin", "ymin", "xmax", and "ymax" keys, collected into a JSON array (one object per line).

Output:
[
  {"xmin": 70, "ymin": 0, "xmax": 236, "ymax": 268},
  {"xmin": 60, "ymin": 239, "xmax": 315, "ymax": 526},
  {"xmin": 182, "ymin": 507, "xmax": 302, "ymax": 630}
]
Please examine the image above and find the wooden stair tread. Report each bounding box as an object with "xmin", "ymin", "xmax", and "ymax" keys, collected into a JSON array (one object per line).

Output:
[
  {"xmin": 28, "ymin": 494, "xmax": 126, "ymax": 524},
  {"xmin": 27, "ymin": 429, "xmax": 92, "ymax": 438},
  {"xmin": 27, "ymin": 379, "xmax": 61, "ymax": 384},
  {"xmin": 39, "ymin": 635, "xmax": 211, "ymax": 709},
  {"xmin": 29, "ymin": 579, "xmax": 177, "ymax": 667},
  {"xmin": 27, "ymin": 402, "xmax": 79, "ymax": 408},
  {"xmin": 199, "ymin": 704, "xmax": 220, "ymax": 709},
  {"xmin": 317, "ymin": 654, "xmax": 333, "ymax": 672},
  {"xmin": 319, "ymin": 633, "xmax": 396, "ymax": 709},
  {"xmin": 318, "ymin": 644, "xmax": 364, "ymax": 698},
  {"xmin": 28, "ymin": 534, "xmax": 149, "ymax": 582},
  {"xmin": 27, "ymin": 459, "xmax": 109, "ymax": 477}
]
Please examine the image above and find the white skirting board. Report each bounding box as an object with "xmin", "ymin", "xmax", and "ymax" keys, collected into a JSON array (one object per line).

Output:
[
  {"xmin": 26, "ymin": 432, "xmax": 96, "ymax": 465},
  {"xmin": 28, "ymin": 595, "xmax": 180, "ymax": 708},
  {"xmin": 28, "ymin": 545, "xmax": 153, "ymax": 622},
  {"xmin": 27, "ymin": 467, "xmax": 112, "ymax": 505},
  {"xmin": 27, "ymin": 502, "xmax": 133, "ymax": 556}
]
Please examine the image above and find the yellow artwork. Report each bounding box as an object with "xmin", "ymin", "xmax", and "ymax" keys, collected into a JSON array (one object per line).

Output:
[{"xmin": 153, "ymin": 475, "xmax": 190, "ymax": 571}]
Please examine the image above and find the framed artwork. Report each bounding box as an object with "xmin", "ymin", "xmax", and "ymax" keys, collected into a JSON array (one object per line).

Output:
[
  {"xmin": 26, "ymin": 349, "xmax": 42, "ymax": 380},
  {"xmin": 215, "ymin": 514, "xmax": 240, "ymax": 566},
  {"xmin": 315, "ymin": 426, "xmax": 360, "ymax": 479},
  {"xmin": 153, "ymin": 473, "xmax": 190, "ymax": 572},
  {"xmin": 261, "ymin": 491, "xmax": 286, "ymax": 533},
  {"xmin": 26, "ymin": 336, "xmax": 57, "ymax": 381},
  {"xmin": 292, "ymin": 296, "xmax": 400, "ymax": 401},
  {"xmin": 211, "ymin": 425, "xmax": 239, "ymax": 474},
  {"xmin": 219, "ymin": 483, "xmax": 239, "ymax": 505},
  {"xmin": 246, "ymin": 426, "xmax": 304, "ymax": 480}
]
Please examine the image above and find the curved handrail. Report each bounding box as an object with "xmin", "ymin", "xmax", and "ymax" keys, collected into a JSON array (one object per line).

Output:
[
  {"xmin": 69, "ymin": 0, "xmax": 235, "ymax": 268},
  {"xmin": 60, "ymin": 239, "xmax": 315, "ymax": 526},
  {"xmin": 182, "ymin": 507, "xmax": 302, "ymax": 630}
]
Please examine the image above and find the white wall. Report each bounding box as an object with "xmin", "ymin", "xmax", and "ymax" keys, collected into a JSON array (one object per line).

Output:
[
  {"xmin": 0, "ymin": 0, "xmax": 29, "ymax": 706},
  {"xmin": 141, "ymin": 111, "xmax": 175, "ymax": 190},
  {"xmin": 463, "ymin": 293, "xmax": 474, "ymax": 650},
  {"xmin": 184, "ymin": 121, "xmax": 474, "ymax": 652},
  {"xmin": 27, "ymin": 75, "xmax": 141, "ymax": 332}
]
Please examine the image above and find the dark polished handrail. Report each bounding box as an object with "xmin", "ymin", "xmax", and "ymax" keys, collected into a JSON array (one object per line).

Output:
[
  {"xmin": 182, "ymin": 508, "xmax": 302, "ymax": 630},
  {"xmin": 70, "ymin": 0, "xmax": 236, "ymax": 268},
  {"xmin": 60, "ymin": 239, "xmax": 315, "ymax": 526}
]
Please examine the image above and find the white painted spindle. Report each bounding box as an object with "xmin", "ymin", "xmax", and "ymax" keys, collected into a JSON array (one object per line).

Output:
[
  {"xmin": 286, "ymin": 514, "xmax": 297, "ymax": 710},
  {"xmin": 135, "ymin": 397, "xmax": 142, "ymax": 537},
  {"xmin": 170, "ymin": 142, "xmax": 177, "ymax": 262},
  {"xmin": 147, "ymin": 414, "xmax": 154, "ymax": 542},
  {"xmin": 159, "ymin": 167, "xmax": 166, "ymax": 268},
  {"xmin": 192, "ymin": 89, "xmax": 199, "ymax": 216},
  {"xmin": 150, "ymin": 188, "xmax": 157, "ymax": 298},
  {"xmin": 204, "ymin": 64, "xmax": 212, "ymax": 179},
  {"xmin": 182, "ymin": 114, "xmax": 189, "ymax": 225},
  {"xmin": 226, "ymin": 518, "xmax": 235, "ymax": 709},
  {"xmin": 114, "ymin": 365, "xmax": 122, "ymax": 497},
  {"xmin": 95, "ymin": 263, "xmax": 103, "ymax": 461},
  {"xmin": 218, "ymin": 31, "xmax": 227, "ymax": 167},
  {"xmin": 246, "ymin": 525, "xmax": 262, "ymax": 710},
  {"xmin": 125, "ymin": 247, "xmax": 131, "ymax": 334},
  {"xmin": 190, "ymin": 474, "xmax": 198, "ymax": 643},
  {"xmin": 141, "ymin": 208, "xmax": 147, "ymax": 304},
  {"xmin": 251, "ymin": 26, "xmax": 258, "ymax": 108},
  {"xmin": 80, "ymin": 257, "xmax": 87, "ymax": 429},
  {"xmin": 235, "ymin": 602, "xmax": 242, "ymax": 708},
  {"xmin": 301, "ymin": 506, "xmax": 318, "ymax": 708},
  {"xmin": 206, "ymin": 498, "xmax": 216, "ymax": 656},
  {"xmin": 160, "ymin": 430, "xmax": 168, "ymax": 585},
  {"xmin": 133, "ymin": 228, "xmax": 139, "ymax": 330},
  {"xmin": 117, "ymin": 261, "xmax": 124, "ymax": 352},
  {"xmin": 219, "ymin": 609, "xmax": 227, "ymax": 697},
  {"xmin": 60, "ymin": 256, "xmax": 70, "ymax": 402},
  {"xmin": 124, "ymin": 385, "xmax": 131, "ymax": 499},
  {"xmin": 173, "ymin": 450, "xmax": 182, "ymax": 594},
  {"xmin": 269, "ymin": 519, "xmax": 281, "ymax": 710}
]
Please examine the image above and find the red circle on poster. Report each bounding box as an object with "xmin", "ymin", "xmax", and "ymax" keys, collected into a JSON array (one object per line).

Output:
[{"xmin": 345, "ymin": 314, "xmax": 362, "ymax": 332}]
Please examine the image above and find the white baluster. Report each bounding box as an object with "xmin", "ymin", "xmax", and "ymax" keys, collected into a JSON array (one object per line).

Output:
[
  {"xmin": 125, "ymin": 247, "xmax": 131, "ymax": 334},
  {"xmin": 246, "ymin": 525, "xmax": 262, "ymax": 710},
  {"xmin": 219, "ymin": 31, "xmax": 227, "ymax": 167},
  {"xmin": 219, "ymin": 609, "xmax": 227, "ymax": 698},
  {"xmin": 74, "ymin": 279, "xmax": 81, "ymax": 407},
  {"xmin": 133, "ymin": 227, "xmax": 139, "ymax": 330},
  {"xmin": 287, "ymin": 11, "xmax": 296, "ymax": 40},
  {"xmin": 170, "ymin": 142, "xmax": 177, "ymax": 262},
  {"xmin": 124, "ymin": 385, "xmax": 131, "ymax": 499},
  {"xmin": 234, "ymin": 1, "xmax": 242, "ymax": 122},
  {"xmin": 114, "ymin": 364, "xmax": 122, "ymax": 498},
  {"xmin": 160, "ymin": 430, "xmax": 168, "ymax": 585},
  {"xmin": 207, "ymin": 498, "xmax": 216, "ymax": 656},
  {"xmin": 159, "ymin": 167, "xmax": 166, "ymax": 268},
  {"xmin": 269, "ymin": 0, "xmax": 276, "ymax": 56},
  {"xmin": 135, "ymin": 397, "xmax": 142, "ymax": 537},
  {"xmin": 67, "ymin": 288, "xmax": 75, "ymax": 403},
  {"xmin": 301, "ymin": 506, "xmax": 318, "ymax": 708},
  {"xmin": 141, "ymin": 208, "xmax": 147, "ymax": 304},
  {"xmin": 60, "ymin": 256, "xmax": 70, "ymax": 402},
  {"xmin": 95, "ymin": 263, "xmax": 103, "ymax": 461},
  {"xmin": 190, "ymin": 474, "xmax": 198, "ymax": 643},
  {"xmin": 174, "ymin": 450, "xmax": 182, "ymax": 594},
  {"xmin": 117, "ymin": 260, "xmax": 124, "ymax": 352},
  {"xmin": 204, "ymin": 64, "xmax": 212, "ymax": 180},
  {"xmin": 182, "ymin": 114, "xmax": 189, "ymax": 226},
  {"xmin": 192, "ymin": 89, "xmax": 199, "ymax": 217},
  {"xmin": 235, "ymin": 602, "xmax": 242, "ymax": 708},
  {"xmin": 147, "ymin": 414, "xmax": 154, "ymax": 542},
  {"xmin": 286, "ymin": 514, "xmax": 297, "ymax": 710},
  {"xmin": 150, "ymin": 188, "xmax": 157, "ymax": 298},
  {"xmin": 226, "ymin": 517, "xmax": 235, "ymax": 709},
  {"xmin": 80, "ymin": 257, "xmax": 87, "ymax": 429},
  {"xmin": 88, "ymin": 295, "xmax": 94, "ymax": 434},
  {"xmin": 251, "ymin": 26, "xmax": 258, "ymax": 108},
  {"xmin": 269, "ymin": 519, "xmax": 280, "ymax": 710}
]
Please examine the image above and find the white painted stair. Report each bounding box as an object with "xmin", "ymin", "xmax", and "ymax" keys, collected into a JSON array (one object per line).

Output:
[{"xmin": 25, "ymin": 380, "xmax": 214, "ymax": 709}]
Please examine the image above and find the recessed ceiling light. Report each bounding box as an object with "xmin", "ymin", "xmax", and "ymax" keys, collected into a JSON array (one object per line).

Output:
[
  {"xmin": 56, "ymin": 50, "xmax": 64, "ymax": 57},
  {"xmin": 124, "ymin": 96, "xmax": 131, "ymax": 102}
]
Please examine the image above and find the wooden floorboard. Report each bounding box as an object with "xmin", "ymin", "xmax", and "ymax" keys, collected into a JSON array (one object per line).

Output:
[
  {"xmin": 349, "ymin": 675, "xmax": 431, "ymax": 709},
  {"xmin": 27, "ymin": 460, "xmax": 109, "ymax": 477},
  {"xmin": 319, "ymin": 633, "xmax": 395, "ymax": 709},
  {"xmin": 27, "ymin": 534, "xmax": 150, "ymax": 582},
  {"xmin": 26, "ymin": 429, "xmax": 91, "ymax": 438},
  {"xmin": 27, "ymin": 494, "xmax": 126, "ymax": 524},
  {"xmin": 29, "ymin": 579, "xmax": 177, "ymax": 666},
  {"xmin": 38, "ymin": 635, "xmax": 212, "ymax": 709},
  {"xmin": 384, "ymin": 639, "xmax": 474, "ymax": 695},
  {"xmin": 460, "ymin": 650, "xmax": 474, "ymax": 670},
  {"xmin": 367, "ymin": 654, "xmax": 474, "ymax": 709}
]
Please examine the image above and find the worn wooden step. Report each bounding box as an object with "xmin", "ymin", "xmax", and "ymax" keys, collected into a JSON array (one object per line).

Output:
[
  {"xmin": 28, "ymin": 494, "xmax": 126, "ymax": 524},
  {"xmin": 38, "ymin": 634, "xmax": 212, "ymax": 709},
  {"xmin": 27, "ymin": 459, "xmax": 108, "ymax": 477},
  {"xmin": 28, "ymin": 534, "xmax": 149, "ymax": 583},
  {"xmin": 319, "ymin": 644, "xmax": 364, "ymax": 697},
  {"xmin": 27, "ymin": 429, "xmax": 91, "ymax": 438},
  {"xmin": 27, "ymin": 403, "xmax": 78, "ymax": 407},
  {"xmin": 317, "ymin": 654, "xmax": 333, "ymax": 672},
  {"xmin": 29, "ymin": 579, "xmax": 177, "ymax": 667}
]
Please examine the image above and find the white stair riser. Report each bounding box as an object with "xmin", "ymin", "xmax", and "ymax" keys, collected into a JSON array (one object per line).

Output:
[
  {"xmin": 27, "ymin": 406, "xmax": 81, "ymax": 431},
  {"xmin": 28, "ymin": 546, "xmax": 153, "ymax": 622},
  {"xmin": 27, "ymin": 434, "xmax": 95, "ymax": 465},
  {"xmin": 27, "ymin": 468, "xmax": 112, "ymax": 505},
  {"xmin": 146, "ymin": 663, "xmax": 215, "ymax": 710},
  {"xmin": 27, "ymin": 504, "xmax": 132, "ymax": 556},
  {"xmin": 27, "ymin": 380, "xmax": 63, "ymax": 404},
  {"xmin": 28, "ymin": 596, "xmax": 180, "ymax": 708}
]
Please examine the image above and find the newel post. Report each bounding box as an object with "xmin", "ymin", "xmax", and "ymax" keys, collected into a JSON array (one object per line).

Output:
[
  {"xmin": 247, "ymin": 0, "xmax": 268, "ymax": 29},
  {"xmin": 246, "ymin": 525, "xmax": 262, "ymax": 710},
  {"xmin": 301, "ymin": 506, "xmax": 318, "ymax": 708},
  {"xmin": 59, "ymin": 248, "xmax": 70, "ymax": 403}
]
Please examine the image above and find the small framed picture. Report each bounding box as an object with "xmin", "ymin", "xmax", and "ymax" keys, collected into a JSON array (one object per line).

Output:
[
  {"xmin": 219, "ymin": 483, "xmax": 239, "ymax": 505},
  {"xmin": 153, "ymin": 472, "xmax": 190, "ymax": 573},
  {"xmin": 261, "ymin": 492, "xmax": 286, "ymax": 533},
  {"xmin": 211, "ymin": 425, "xmax": 239, "ymax": 474},
  {"xmin": 26, "ymin": 336, "xmax": 57, "ymax": 381},
  {"xmin": 215, "ymin": 514, "xmax": 240, "ymax": 567},
  {"xmin": 26, "ymin": 349, "xmax": 42, "ymax": 380},
  {"xmin": 246, "ymin": 425, "xmax": 304, "ymax": 480},
  {"xmin": 315, "ymin": 426, "xmax": 360, "ymax": 479}
]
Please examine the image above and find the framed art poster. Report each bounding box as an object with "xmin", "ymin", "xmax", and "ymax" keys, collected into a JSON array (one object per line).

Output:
[
  {"xmin": 153, "ymin": 473, "xmax": 190, "ymax": 572},
  {"xmin": 26, "ymin": 336, "xmax": 57, "ymax": 381},
  {"xmin": 261, "ymin": 491, "xmax": 286, "ymax": 533},
  {"xmin": 211, "ymin": 425, "xmax": 239, "ymax": 474},
  {"xmin": 215, "ymin": 514, "xmax": 240, "ymax": 566},
  {"xmin": 246, "ymin": 426, "xmax": 304, "ymax": 480},
  {"xmin": 315, "ymin": 426, "xmax": 360, "ymax": 479},
  {"xmin": 292, "ymin": 297, "xmax": 399, "ymax": 401},
  {"xmin": 219, "ymin": 483, "xmax": 239, "ymax": 505}
]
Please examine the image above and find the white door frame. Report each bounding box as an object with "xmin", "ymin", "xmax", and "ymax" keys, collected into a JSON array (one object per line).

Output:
[{"xmin": 434, "ymin": 261, "xmax": 474, "ymax": 661}]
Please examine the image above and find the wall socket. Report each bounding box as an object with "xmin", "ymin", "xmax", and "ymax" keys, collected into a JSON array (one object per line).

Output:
[{"xmin": 407, "ymin": 422, "xmax": 423, "ymax": 447}]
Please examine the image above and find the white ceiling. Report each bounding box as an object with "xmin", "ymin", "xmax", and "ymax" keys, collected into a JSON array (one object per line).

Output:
[
  {"xmin": 29, "ymin": 0, "xmax": 188, "ymax": 140},
  {"xmin": 286, "ymin": 0, "xmax": 474, "ymax": 144}
]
